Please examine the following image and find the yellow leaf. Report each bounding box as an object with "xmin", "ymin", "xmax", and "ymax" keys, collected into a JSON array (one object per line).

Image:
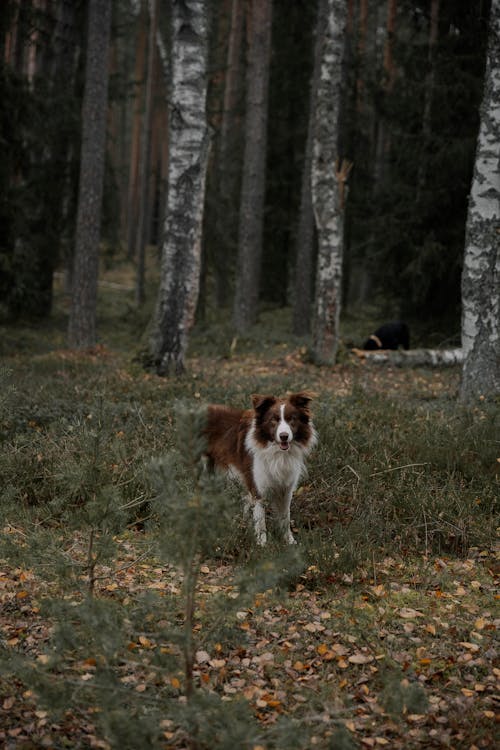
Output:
[
  {"xmin": 170, "ymin": 677, "xmax": 181, "ymax": 689},
  {"xmin": 317, "ymin": 643, "xmax": 329, "ymax": 655}
]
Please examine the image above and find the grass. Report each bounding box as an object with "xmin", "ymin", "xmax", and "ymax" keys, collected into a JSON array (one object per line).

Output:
[{"xmin": 0, "ymin": 262, "xmax": 498, "ymax": 749}]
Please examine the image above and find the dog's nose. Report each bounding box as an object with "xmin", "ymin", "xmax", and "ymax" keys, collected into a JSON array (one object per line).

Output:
[{"xmin": 279, "ymin": 433, "xmax": 289, "ymax": 442}]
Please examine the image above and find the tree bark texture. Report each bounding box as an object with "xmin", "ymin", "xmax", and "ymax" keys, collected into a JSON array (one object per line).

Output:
[
  {"xmin": 460, "ymin": 0, "xmax": 500, "ymax": 402},
  {"xmin": 126, "ymin": 1, "xmax": 148, "ymax": 259},
  {"xmin": 353, "ymin": 348, "xmax": 464, "ymax": 367},
  {"xmin": 214, "ymin": 0, "xmax": 244, "ymax": 308},
  {"xmin": 135, "ymin": 0, "xmax": 159, "ymax": 306},
  {"xmin": 232, "ymin": 0, "xmax": 273, "ymax": 333},
  {"xmin": 149, "ymin": 0, "xmax": 209, "ymax": 375},
  {"xmin": 292, "ymin": 5, "xmax": 321, "ymax": 337},
  {"xmin": 311, "ymin": 0, "xmax": 348, "ymax": 365},
  {"xmin": 68, "ymin": 0, "xmax": 112, "ymax": 348}
]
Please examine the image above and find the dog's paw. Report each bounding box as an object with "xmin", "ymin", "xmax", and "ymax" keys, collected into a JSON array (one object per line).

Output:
[
  {"xmin": 256, "ymin": 531, "xmax": 267, "ymax": 546},
  {"xmin": 286, "ymin": 530, "xmax": 297, "ymax": 545}
]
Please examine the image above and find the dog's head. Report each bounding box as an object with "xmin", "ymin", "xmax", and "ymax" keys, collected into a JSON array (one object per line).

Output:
[{"xmin": 251, "ymin": 392, "xmax": 315, "ymax": 451}]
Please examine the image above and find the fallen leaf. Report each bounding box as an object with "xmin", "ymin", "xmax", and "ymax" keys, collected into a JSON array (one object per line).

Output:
[
  {"xmin": 399, "ymin": 607, "xmax": 424, "ymax": 619},
  {"xmin": 348, "ymin": 653, "xmax": 374, "ymax": 664}
]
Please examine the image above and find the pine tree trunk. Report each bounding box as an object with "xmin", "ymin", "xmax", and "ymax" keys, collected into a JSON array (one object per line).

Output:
[
  {"xmin": 214, "ymin": 0, "xmax": 244, "ymax": 308},
  {"xmin": 232, "ymin": 0, "xmax": 273, "ymax": 333},
  {"xmin": 68, "ymin": 0, "xmax": 111, "ymax": 349},
  {"xmin": 148, "ymin": 0, "xmax": 210, "ymax": 376},
  {"xmin": 311, "ymin": 0, "xmax": 348, "ymax": 365},
  {"xmin": 459, "ymin": 0, "xmax": 500, "ymax": 402},
  {"xmin": 292, "ymin": 6, "xmax": 321, "ymax": 336},
  {"xmin": 135, "ymin": 0, "xmax": 159, "ymax": 306},
  {"xmin": 126, "ymin": 2, "xmax": 148, "ymax": 259},
  {"xmin": 416, "ymin": 0, "xmax": 439, "ymax": 202}
]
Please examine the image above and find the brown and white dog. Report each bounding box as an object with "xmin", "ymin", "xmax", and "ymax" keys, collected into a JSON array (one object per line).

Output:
[{"xmin": 203, "ymin": 392, "xmax": 317, "ymax": 545}]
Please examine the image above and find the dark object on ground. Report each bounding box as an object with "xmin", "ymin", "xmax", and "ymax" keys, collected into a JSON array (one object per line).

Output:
[{"xmin": 363, "ymin": 322, "xmax": 410, "ymax": 350}]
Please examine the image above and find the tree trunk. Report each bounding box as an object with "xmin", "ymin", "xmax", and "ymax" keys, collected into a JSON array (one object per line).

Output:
[
  {"xmin": 135, "ymin": 0, "xmax": 159, "ymax": 306},
  {"xmin": 459, "ymin": 0, "xmax": 500, "ymax": 402},
  {"xmin": 416, "ymin": 0, "xmax": 439, "ymax": 202},
  {"xmin": 353, "ymin": 347, "xmax": 464, "ymax": 367},
  {"xmin": 68, "ymin": 0, "xmax": 111, "ymax": 349},
  {"xmin": 311, "ymin": 0, "xmax": 348, "ymax": 365},
  {"xmin": 292, "ymin": 5, "xmax": 321, "ymax": 336},
  {"xmin": 232, "ymin": 0, "xmax": 273, "ymax": 333},
  {"xmin": 148, "ymin": 0, "xmax": 210, "ymax": 376},
  {"xmin": 126, "ymin": 2, "xmax": 148, "ymax": 259},
  {"xmin": 214, "ymin": 0, "xmax": 244, "ymax": 308}
]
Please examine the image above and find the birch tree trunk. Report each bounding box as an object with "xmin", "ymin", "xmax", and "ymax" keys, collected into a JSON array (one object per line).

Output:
[
  {"xmin": 68, "ymin": 0, "xmax": 111, "ymax": 348},
  {"xmin": 459, "ymin": 0, "xmax": 500, "ymax": 402},
  {"xmin": 232, "ymin": 0, "xmax": 273, "ymax": 333},
  {"xmin": 148, "ymin": 0, "xmax": 209, "ymax": 376},
  {"xmin": 311, "ymin": 0, "xmax": 348, "ymax": 365}
]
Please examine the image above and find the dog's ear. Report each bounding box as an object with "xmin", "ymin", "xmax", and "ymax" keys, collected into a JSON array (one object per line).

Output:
[
  {"xmin": 289, "ymin": 391, "xmax": 314, "ymax": 409},
  {"xmin": 252, "ymin": 394, "xmax": 277, "ymax": 414}
]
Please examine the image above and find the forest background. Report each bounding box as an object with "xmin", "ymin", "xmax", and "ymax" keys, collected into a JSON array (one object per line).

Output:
[
  {"xmin": 0, "ymin": 1, "xmax": 499, "ymax": 749},
  {"xmin": 0, "ymin": 0, "xmax": 493, "ymax": 350}
]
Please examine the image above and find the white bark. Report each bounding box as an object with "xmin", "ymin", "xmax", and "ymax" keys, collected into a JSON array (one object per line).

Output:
[
  {"xmin": 149, "ymin": 0, "xmax": 210, "ymax": 375},
  {"xmin": 311, "ymin": 0, "xmax": 348, "ymax": 365},
  {"xmin": 460, "ymin": 0, "xmax": 500, "ymax": 402},
  {"xmin": 352, "ymin": 348, "xmax": 464, "ymax": 367}
]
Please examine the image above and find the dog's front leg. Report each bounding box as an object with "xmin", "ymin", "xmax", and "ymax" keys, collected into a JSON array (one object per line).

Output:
[
  {"xmin": 274, "ymin": 488, "xmax": 296, "ymax": 545},
  {"xmin": 245, "ymin": 493, "xmax": 267, "ymax": 545}
]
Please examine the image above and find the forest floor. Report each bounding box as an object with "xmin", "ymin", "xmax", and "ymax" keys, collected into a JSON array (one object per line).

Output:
[{"xmin": 0, "ymin": 270, "xmax": 498, "ymax": 749}]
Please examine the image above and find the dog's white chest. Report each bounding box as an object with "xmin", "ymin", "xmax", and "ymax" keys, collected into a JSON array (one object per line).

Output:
[{"xmin": 251, "ymin": 447, "xmax": 303, "ymax": 496}]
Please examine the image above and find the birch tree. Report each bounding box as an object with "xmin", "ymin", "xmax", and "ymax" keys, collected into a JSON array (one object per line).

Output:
[
  {"xmin": 68, "ymin": 0, "xmax": 112, "ymax": 348},
  {"xmin": 460, "ymin": 0, "xmax": 500, "ymax": 402},
  {"xmin": 311, "ymin": 0, "xmax": 348, "ymax": 365},
  {"xmin": 232, "ymin": 0, "xmax": 273, "ymax": 333},
  {"xmin": 148, "ymin": 0, "xmax": 210, "ymax": 375}
]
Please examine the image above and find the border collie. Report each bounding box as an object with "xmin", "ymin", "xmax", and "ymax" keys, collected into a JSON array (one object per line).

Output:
[
  {"xmin": 203, "ymin": 392, "xmax": 317, "ymax": 545},
  {"xmin": 363, "ymin": 321, "xmax": 410, "ymax": 351}
]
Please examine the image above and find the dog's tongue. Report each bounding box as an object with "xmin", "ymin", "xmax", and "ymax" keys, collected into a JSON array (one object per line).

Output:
[{"xmin": 279, "ymin": 441, "xmax": 290, "ymax": 451}]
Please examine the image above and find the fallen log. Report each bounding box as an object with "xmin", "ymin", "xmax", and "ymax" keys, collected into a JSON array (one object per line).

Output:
[{"xmin": 351, "ymin": 347, "xmax": 464, "ymax": 367}]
